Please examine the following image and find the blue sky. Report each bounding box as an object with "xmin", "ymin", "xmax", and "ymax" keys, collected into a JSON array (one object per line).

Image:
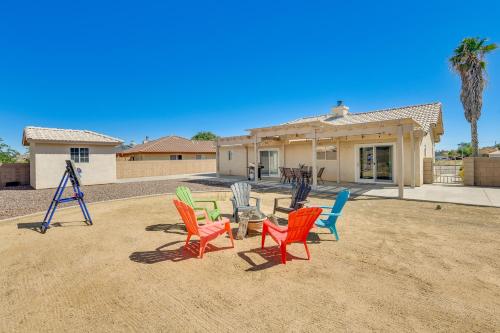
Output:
[{"xmin": 1, "ymin": 0, "xmax": 499, "ymax": 152}]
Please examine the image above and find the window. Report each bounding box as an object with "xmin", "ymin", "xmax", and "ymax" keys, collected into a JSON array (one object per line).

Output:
[
  {"xmin": 196, "ymin": 155, "xmax": 202, "ymax": 160},
  {"xmin": 316, "ymin": 145, "xmax": 337, "ymax": 160},
  {"xmin": 228, "ymin": 151, "xmax": 233, "ymax": 160},
  {"xmin": 170, "ymin": 155, "xmax": 182, "ymax": 160},
  {"xmin": 70, "ymin": 148, "xmax": 89, "ymax": 163}
]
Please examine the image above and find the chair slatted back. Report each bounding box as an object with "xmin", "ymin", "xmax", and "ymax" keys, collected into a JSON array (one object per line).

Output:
[
  {"xmin": 290, "ymin": 181, "xmax": 311, "ymax": 210},
  {"xmin": 176, "ymin": 186, "xmax": 196, "ymax": 208},
  {"xmin": 292, "ymin": 168, "xmax": 302, "ymax": 181},
  {"xmin": 317, "ymin": 167, "xmax": 325, "ymax": 178},
  {"xmin": 173, "ymin": 199, "xmax": 199, "ymax": 236},
  {"xmin": 286, "ymin": 207, "xmax": 322, "ymax": 243},
  {"xmin": 331, "ymin": 189, "xmax": 350, "ymax": 216},
  {"xmin": 284, "ymin": 167, "xmax": 294, "ymax": 179},
  {"xmin": 231, "ymin": 182, "xmax": 251, "ymax": 207}
]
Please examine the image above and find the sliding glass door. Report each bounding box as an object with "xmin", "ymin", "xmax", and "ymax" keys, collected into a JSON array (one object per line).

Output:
[
  {"xmin": 259, "ymin": 150, "xmax": 279, "ymax": 177},
  {"xmin": 357, "ymin": 144, "xmax": 394, "ymax": 183}
]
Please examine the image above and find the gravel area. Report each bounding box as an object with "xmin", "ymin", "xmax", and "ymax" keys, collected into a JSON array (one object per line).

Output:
[{"xmin": 0, "ymin": 179, "xmax": 230, "ymax": 220}]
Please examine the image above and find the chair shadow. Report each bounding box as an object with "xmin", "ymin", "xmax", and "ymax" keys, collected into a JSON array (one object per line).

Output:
[
  {"xmin": 238, "ymin": 246, "xmax": 306, "ymax": 271},
  {"xmin": 129, "ymin": 240, "xmax": 233, "ymax": 264},
  {"xmin": 145, "ymin": 223, "xmax": 186, "ymax": 235}
]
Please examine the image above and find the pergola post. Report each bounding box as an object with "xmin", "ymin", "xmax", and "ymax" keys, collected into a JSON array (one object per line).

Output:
[
  {"xmin": 336, "ymin": 138, "xmax": 340, "ymax": 184},
  {"xmin": 253, "ymin": 136, "xmax": 259, "ymax": 183},
  {"xmin": 215, "ymin": 138, "xmax": 220, "ymax": 177},
  {"xmin": 311, "ymin": 131, "xmax": 317, "ymax": 188},
  {"xmin": 397, "ymin": 126, "xmax": 404, "ymax": 198},
  {"xmin": 410, "ymin": 129, "xmax": 415, "ymax": 188}
]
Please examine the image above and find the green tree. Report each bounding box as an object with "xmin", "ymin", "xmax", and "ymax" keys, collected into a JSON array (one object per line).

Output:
[
  {"xmin": 457, "ymin": 142, "xmax": 472, "ymax": 157},
  {"xmin": 0, "ymin": 138, "xmax": 19, "ymax": 163},
  {"xmin": 450, "ymin": 37, "xmax": 497, "ymax": 156},
  {"xmin": 191, "ymin": 131, "xmax": 217, "ymax": 141}
]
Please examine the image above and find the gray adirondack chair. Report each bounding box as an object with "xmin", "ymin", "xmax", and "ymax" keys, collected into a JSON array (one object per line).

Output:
[
  {"xmin": 273, "ymin": 180, "xmax": 311, "ymax": 215},
  {"xmin": 230, "ymin": 182, "xmax": 262, "ymax": 223}
]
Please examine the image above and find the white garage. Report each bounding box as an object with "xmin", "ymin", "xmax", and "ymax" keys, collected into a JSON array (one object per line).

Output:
[{"xmin": 23, "ymin": 126, "xmax": 122, "ymax": 189}]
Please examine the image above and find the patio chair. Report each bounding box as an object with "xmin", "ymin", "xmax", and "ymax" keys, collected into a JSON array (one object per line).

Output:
[
  {"xmin": 292, "ymin": 168, "xmax": 303, "ymax": 183},
  {"xmin": 175, "ymin": 186, "xmax": 221, "ymax": 222},
  {"xmin": 261, "ymin": 207, "xmax": 322, "ymax": 264},
  {"xmin": 273, "ymin": 180, "xmax": 311, "ymax": 215},
  {"xmin": 230, "ymin": 182, "xmax": 262, "ymax": 223},
  {"xmin": 279, "ymin": 167, "xmax": 286, "ymax": 183},
  {"xmin": 283, "ymin": 167, "xmax": 294, "ymax": 183},
  {"xmin": 173, "ymin": 200, "xmax": 234, "ymax": 258},
  {"xmin": 317, "ymin": 167, "xmax": 325, "ymax": 184},
  {"xmin": 314, "ymin": 189, "xmax": 350, "ymax": 240}
]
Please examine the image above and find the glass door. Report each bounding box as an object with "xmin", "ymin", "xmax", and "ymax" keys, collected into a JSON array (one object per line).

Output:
[
  {"xmin": 375, "ymin": 146, "xmax": 393, "ymax": 182},
  {"xmin": 259, "ymin": 150, "xmax": 279, "ymax": 177},
  {"xmin": 359, "ymin": 147, "xmax": 374, "ymax": 181}
]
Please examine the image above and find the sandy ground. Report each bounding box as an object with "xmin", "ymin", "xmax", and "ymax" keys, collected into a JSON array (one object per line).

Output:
[{"xmin": 0, "ymin": 192, "xmax": 499, "ymax": 332}]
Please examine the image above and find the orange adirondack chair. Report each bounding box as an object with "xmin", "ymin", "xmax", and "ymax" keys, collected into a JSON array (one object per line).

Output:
[
  {"xmin": 261, "ymin": 207, "xmax": 322, "ymax": 264},
  {"xmin": 173, "ymin": 200, "xmax": 234, "ymax": 258}
]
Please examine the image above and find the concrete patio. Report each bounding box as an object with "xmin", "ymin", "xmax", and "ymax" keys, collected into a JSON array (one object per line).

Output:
[{"xmin": 170, "ymin": 173, "xmax": 500, "ymax": 208}]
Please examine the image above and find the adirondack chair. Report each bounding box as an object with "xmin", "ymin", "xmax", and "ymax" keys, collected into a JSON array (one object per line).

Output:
[
  {"xmin": 230, "ymin": 182, "xmax": 262, "ymax": 223},
  {"xmin": 173, "ymin": 200, "xmax": 234, "ymax": 258},
  {"xmin": 273, "ymin": 180, "xmax": 311, "ymax": 215},
  {"xmin": 314, "ymin": 189, "xmax": 350, "ymax": 240},
  {"xmin": 175, "ymin": 186, "xmax": 220, "ymax": 222},
  {"xmin": 261, "ymin": 207, "xmax": 322, "ymax": 264}
]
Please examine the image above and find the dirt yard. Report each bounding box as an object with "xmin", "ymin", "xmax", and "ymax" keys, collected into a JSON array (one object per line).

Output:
[{"xmin": 1, "ymin": 192, "xmax": 499, "ymax": 332}]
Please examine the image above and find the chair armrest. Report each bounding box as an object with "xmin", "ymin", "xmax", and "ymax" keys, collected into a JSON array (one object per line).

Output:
[
  {"xmin": 320, "ymin": 212, "xmax": 341, "ymax": 217},
  {"xmin": 250, "ymin": 196, "xmax": 261, "ymax": 207},
  {"xmin": 264, "ymin": 219, "xmax": 287, "ymax": 232},
  {"xmin": 194, "ymin": 199, "xmax": 218, "ymax": 209},
  {"xmin": 274, "ymin": 196, "xmax": 292, "ymax": 202}
]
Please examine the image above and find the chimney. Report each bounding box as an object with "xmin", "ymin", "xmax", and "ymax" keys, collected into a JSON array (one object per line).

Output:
[
  {"xmin": 331, "ymin": 100, "xmax": 349, "ymax": 117},
  {"xmin": 142, "ymin": 136, "xmax": 150, "ymax": 144}
]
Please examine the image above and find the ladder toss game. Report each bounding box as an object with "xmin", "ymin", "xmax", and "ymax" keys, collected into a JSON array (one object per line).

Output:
[{"xmin": 40, "ymin": 160, "xmax": 93, "ymax": 234}]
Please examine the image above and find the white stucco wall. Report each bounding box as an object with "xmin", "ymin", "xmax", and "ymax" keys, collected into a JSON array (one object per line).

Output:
[
  {"xmin": 30, "ymin": 143, "xmax": 117, "ymax": 189},
  {"xmin": 218, "ymin": 132, "xmax": 433, "ymax": 186}
]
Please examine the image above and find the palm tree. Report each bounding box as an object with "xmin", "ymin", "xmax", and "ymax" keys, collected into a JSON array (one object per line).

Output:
[{"xmin": 450, "ymin": 37, "xmax": 497, "ymax": 156}]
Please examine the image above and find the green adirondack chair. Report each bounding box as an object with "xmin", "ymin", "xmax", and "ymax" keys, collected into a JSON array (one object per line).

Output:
[{"xmin": 175, "ymin": 186, "xmax": 221, "ymax": 222}]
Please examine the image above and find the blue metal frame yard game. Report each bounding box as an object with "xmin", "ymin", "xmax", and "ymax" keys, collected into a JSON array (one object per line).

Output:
[{"xmin": 40, "ymin": 160, "xmax": 93, "ymax": 234}]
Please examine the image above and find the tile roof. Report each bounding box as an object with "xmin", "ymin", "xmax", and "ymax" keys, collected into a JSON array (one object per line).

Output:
[
  {"xmin": 23, "ymin": 126, "xmax": 122, "ymax": 145},
  {"xmin": 284, "ymin": 102, "xmax": 442, "ymax": 133},
  {"xmin": 119, "ymin": 136, "xmax": 215, "ymax": 154}
]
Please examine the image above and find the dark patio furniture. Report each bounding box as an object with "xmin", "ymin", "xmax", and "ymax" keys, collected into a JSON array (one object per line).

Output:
[
  {"xmin": 292, "ymin": 168, "xmax": 303, "ymax": 182},
  {"xmin": 317, "ymin": 167, "xmax": 325, "ymax": 184},
  {"xmin": 273, "ymin": 180, "xmax": 311, "ymax": 215},
  {"xmin": 283, "ymin": 167, "xmax": 294, "ymax": 183},
  {"xmin": 230, "ymin": 182, "xmax": 262, "ymax": 223},
  {"xmin": 279, "ymin": 167, "xmax": 286, "ymax": 183}
]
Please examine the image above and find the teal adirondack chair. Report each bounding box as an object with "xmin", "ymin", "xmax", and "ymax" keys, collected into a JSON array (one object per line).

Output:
[
  {"xmin": 175, "ymin": 186, "xmax": 221, "ymax": 222},
  {"xmin": 314, "ymin": 189, "xmax": 350, "ymax": 240}
]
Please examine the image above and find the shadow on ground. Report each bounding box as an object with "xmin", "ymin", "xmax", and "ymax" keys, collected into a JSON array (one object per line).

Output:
[{"xmin": 129, "ymin": 240, "xmax": 233, "ymax": 264}]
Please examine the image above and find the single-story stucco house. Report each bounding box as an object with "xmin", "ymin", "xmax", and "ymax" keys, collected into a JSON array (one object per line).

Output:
[
  {"xmin": 489, "ymin": 150, "xmax": 500, "ymax": 158},
  {"xmin": 23, "ymin": 126, "xmax": 123, "ymax": 189},
  {"xmin": 216, "ymin": 102, "xmax": 444, "ymax": 197},
  {"xmin": 117, "ymin": 136, "xmax": 216, "ymax": 161}
]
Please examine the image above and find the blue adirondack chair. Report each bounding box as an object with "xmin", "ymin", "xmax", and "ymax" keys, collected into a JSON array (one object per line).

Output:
[{"xmin": 314, "ymin": 189, "xmax": 350, "ymax": 240}]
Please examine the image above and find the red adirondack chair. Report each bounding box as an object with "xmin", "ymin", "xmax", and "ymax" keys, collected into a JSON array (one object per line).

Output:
[
  {"xmin": 173, "ymin": 200, "xmax": 234, "ymax": 258},
  {"xmin": 261, "ymin": 207, "xmax": 322, "ymax": 264}
]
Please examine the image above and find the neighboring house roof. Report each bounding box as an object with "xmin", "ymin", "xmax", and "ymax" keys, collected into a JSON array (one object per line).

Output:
[
  {"xmin": 22, "ymin": 126, "xmax": 123, "ymax": 146},
  {"xmin": 489, "ymin": 150, "xmax": 500, "ymax": 157},
  {"xmin": 118, "ymin": 136, "xmax": 215, "ymax": 155},
  {"xmin": 479, "ymin": 147, "xmax": 498, "ymax": 156},
  {"xmin": 284, "ymin": 102, "xmax": 442, "ymax": 134}
]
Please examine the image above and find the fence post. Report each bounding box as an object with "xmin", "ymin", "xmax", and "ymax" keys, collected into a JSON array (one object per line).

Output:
[
  {"xmin": 423, "ymin": 158, "xmax": 433, "ymax": 184},
  {"xmin": 463, "ymin": 157, "xmax": 474, "ymax": 186}
]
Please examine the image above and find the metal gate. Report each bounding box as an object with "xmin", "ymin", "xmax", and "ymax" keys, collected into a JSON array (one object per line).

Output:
[{"xmin": 433, "ymin": 162, "xmax": 463, "ymax": 184}]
